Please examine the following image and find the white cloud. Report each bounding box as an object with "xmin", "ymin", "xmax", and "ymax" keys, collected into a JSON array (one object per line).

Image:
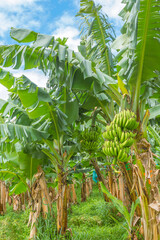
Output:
[
  {"xmin": 0, "ymin": 0, "xmax": 38, "ymax": 11},
  {"xmin": 52, "ymin": 12, "xmax": 80, "ymax": 51},
  {"xmin": 73, "ymin": 0, "xmax": 80, "ymax": 8},
  {"xmin": 52, "ymin": 0, "xmax": 124, "ymax": 51},
  {"xmin": 0, "ymin": 13, "xmax": 15, "ymax": 37},
  {"xmin": 6, "ymin": 69, "xmax": 47, "ymax": 90},
  {"xmin": 13, "ymin": 69, "xmax": 48, "ymax": 88},
  {"xmin": 53, "ymin": 26, "xmax": 80, "ymax": 51},
  {"xmin": 0, "ymin": 85, "xmax": 8, "ymax": 100},
  {"xmin": 0, "ymin": 0, "xmax": 42, "ymax": 37},
  {"xmin": 94, "ymin": 0, "xmax": 124, "ymax": 20}
]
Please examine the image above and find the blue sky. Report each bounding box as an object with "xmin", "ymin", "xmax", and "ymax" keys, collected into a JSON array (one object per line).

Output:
[{"xmin": 0, "ymin": 0, "xmax": 124, "ymax": 99}]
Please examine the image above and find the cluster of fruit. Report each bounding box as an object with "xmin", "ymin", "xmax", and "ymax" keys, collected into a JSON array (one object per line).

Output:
[
  {"xmin": 102, "ymin": 110, "xmax": 139, "ymax": 163},
  {"xmin": 80, "ymin": 126, "xmax": 102, "ymax": 152}
]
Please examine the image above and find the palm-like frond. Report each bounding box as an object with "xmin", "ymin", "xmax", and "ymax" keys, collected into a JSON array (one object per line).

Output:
[
  {"xmin": 0, "ymin": 33, "xmax": 120, "ymax": 122},
  {"xmin": 0, "ymin": 123, "xmax": 49, "ymax": 143},
  {"xmin": 112, "ymin": 0, "xmax": 160, "ymax": 113},
  {"xmin": 0, "ymin": 29, "xmax": 117, "ymax": 93},
  {"xmin": 77, "ymin": 0, "xmax": 115, "ymax": 75},
  {"xmin": 147, "ymin": 125, "xmax": 160, "ymax": 146},
  {"xmin": 0, "ymin": 98, "xmax": 26, "ymax": 118},
  {"xmin": 132, "ymin": 0, "xmax": 160, "ymax": 111}
]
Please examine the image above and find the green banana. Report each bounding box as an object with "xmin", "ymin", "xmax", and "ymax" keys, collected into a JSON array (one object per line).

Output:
[
  {"xmin": 120, "ymin": 139, "xmax": 128, "ymax": 148},
  {"xmin": 112, "ymin": 128, "xmax": 117, "ymax": 138},
  {"xmin": 130, "ymin": 118, "xmax": 136, "ymax": 130},
  {"xmin": 106, "ymin": 125, "xmax": 110, "ymax": 131},
  {"xmin": 118, "ymin": 149, "xmax": 123, "ymax": 159},
  {"xmin": 120, "ymin": 116, "xmax": 123, "ymax": 127},
  {"xmin": 114, "ymin": 147, "xmax": 117, "ymax": 156},
  {"xmin": 125, "ymin": 156, "xmax": 131, "ymax": 162},
  {"xmin": 120, "ymin": 132, "xmax": 125, "ymax": 143},
  {"xmin": 119, "ymin": 151, "xmax": 127, "ymax": 162},
  {"xmin": 110, "ymin": 146, "xmax": 114, "ymax": 156},
  {"xmin": 125, "ymin": 119, "xmax": 132, "ymax": 129},
  {"xmin": 127, "ymin": 138, "xmax": 134, "ymax": 147},
  {"xmin": 102, "ymin": 132, "xmax": 107, "ymax": 139},
  {"xmin": 122, "ymin": 111, "xmax": 127, "ymax": 127},
  {"xmin": 112, "ymin": 158, "xmax": 117, "ymax": 165},
  {"xmin": 108, "ymin": 130, "xmax": 114, "ymax": 140},
  {"xmin": 132, "ymin": 121, "xmax": 139, "ymax": 129},
  {"xmin": 126, "ymin": 109, "xmax": 131, "ymax": 119}
]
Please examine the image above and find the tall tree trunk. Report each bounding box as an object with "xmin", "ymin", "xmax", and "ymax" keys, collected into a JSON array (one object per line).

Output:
[{"xmin": 57, "ymin": 167, "xmax": 68, "ymax": 235}]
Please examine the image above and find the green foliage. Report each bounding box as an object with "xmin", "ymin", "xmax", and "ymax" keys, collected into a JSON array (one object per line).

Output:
[
  {"xmin": 69, "ymin": 185, "xmax": 126, "ymax": 240},
  {"xmin": 100, "ymin": 182, "xmax": 140, "ymax": 238},
  {"xmin": 77, "ymin": 0, "xmax": 115, "ymax": 75},
  {"xmin": 148, "ymin": 125, "xmax": 160, "ymax": 146},
  {"xmin": 0, "ymin": 185, "xmax": 127, "ymax": 240},
  {"xmin": 69, "ymin": 215, "xmax": 102, "ymax": 227},
  {"xmin": 147, "ymin": 124, "xmax": 160, "ymax": 168},
  {"xmin": 35, "ymin": 211, "xmax": 57, "ymax": 240},
  {"xmin": 0, "ymin": 204, "xmax": 30, "ymax": 240}
]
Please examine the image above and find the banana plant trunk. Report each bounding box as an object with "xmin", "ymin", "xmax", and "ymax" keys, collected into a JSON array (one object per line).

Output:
[
  {"xmin": 119, "ymin": 163, "xmax": 137, "ymax": 204},
  {"xmin": 91, "ymin": 158, "xmax": 109, "ymax": 201},
  {"xmin": 28, "ymin": 166, "xmax": 53, "ymax": 239},
  {"xmin": 81, "ymin": 173, "xmax": 87, "ymax": 202},
  {"xmin": 0, "ymin": 181, "xmax": 6, "ymax": 215},
  {"xmin": 71, "ymin": 182, "xmax": 77, "ymax": 204},
  {"xmin": 133, "ymin": 138, "xmax": 160, "ymax": 240},
  {"xmin": 57, "ymin": 167, "xmax": 68, "ymax": 235}
]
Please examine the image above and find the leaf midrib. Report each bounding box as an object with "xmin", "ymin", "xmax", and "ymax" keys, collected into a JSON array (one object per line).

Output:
[
  {"xmin": 134, "ymin": 0, "xmax": 152, "ymax": 112},
  {"xmin": 95, "ymin": 11, "xmax": 111, "ymax": 76}
]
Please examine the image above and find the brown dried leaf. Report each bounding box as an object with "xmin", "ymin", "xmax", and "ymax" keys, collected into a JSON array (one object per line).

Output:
[{"xmin": 149, "ymin": 202, "xmax": 160, "ymax": 212}]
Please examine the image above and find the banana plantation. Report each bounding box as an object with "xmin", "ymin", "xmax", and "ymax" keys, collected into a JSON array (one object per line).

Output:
[{"xmin": 0, "ymin": 0, "xmax": 160, "ymax": 239}]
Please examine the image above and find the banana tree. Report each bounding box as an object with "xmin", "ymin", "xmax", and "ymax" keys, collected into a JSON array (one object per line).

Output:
[
  {"xmin": 110, "ymin": 1, "xmax": 160, "ymax": 239},
  {"xmin": 0, "ymin": 0, "xmax": 160, "ymax": 238},
  {"xmin": 0, "ymin": 68, "xmax": 81, "ymax": 236},
  {"xmin": 0, "ymin": 98, "xmax": 55, "ymax": 237},
  {"xmin": 77, "ymin": 1, "xmax": 160, "ymax": 238},
  {"xmin": 0, "ymin": 23, "xmax": 118, "ymax": 209}
]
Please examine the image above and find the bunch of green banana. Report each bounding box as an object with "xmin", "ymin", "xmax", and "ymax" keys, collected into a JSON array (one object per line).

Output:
[
  {"xmin": 102, "ymin": 110, "xmax": 138, "ymax": 163},
  {"xmin": 117, "ymin": 149, "xmax": 131, "ymax": 162},
  {"xmin": 81, "ymin": 140, "xmax": 98, "ymax": 151},
  {"xmin": 81, "ymin": 126, "xmax": 102, "ymax": 152},
  {"xmin": 82, "ymin": 126, "xmax": 101, "ymax": 141},
  {"xmin": 113, "ymin": 109, "xmax": 139, "ymax": 130},
  {"xmin": 103, "ymin": 140, "xmax": 120, "ymax": 157},
  {"xmin": 103, "ymin": 124, "xmax": 122, "ymax": 141}
]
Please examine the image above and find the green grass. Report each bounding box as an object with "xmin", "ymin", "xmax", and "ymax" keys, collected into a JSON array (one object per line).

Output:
[
  {"xmin": 0, "ymin": 204, "xmax": 30, "ymax": 240},
  {"xmin": 68, "ymin": 185, "xmax": 127, "ymax": 240},
  {"xmin": 0, "ymin": 184, "xmax": 127, "ymax": 240}
]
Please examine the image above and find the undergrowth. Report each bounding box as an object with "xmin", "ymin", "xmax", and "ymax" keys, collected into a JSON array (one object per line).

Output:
[
  {"xmin": 0, "ymin": 204, "xmax": 30, "ymax": 240},
  {"xmin": 0, "ymin": 184, "xmax": 127, "ymax": 240}
]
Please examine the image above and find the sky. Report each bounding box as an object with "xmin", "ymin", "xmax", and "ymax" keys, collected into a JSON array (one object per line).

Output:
[{"xmin": 0, "ymin": 0, "xmax": 124, "ymax": 100}]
